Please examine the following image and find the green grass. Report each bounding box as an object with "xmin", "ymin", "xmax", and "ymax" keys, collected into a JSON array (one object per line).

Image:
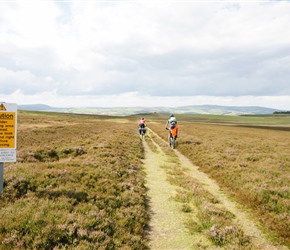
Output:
[{"xmin": 146, "ymin": 132, "xmax": 254, "ymax": 248}]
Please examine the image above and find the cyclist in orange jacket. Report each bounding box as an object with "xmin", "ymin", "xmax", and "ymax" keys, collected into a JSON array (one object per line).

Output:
[{"xmin": 165, "ymin": 114, "xmax": 178, "ymax": 144}]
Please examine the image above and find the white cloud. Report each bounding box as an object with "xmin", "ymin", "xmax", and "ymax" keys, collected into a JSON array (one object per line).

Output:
[
  {"xmin": 1, "ymin": 90, "xmax": 288, "ymax": 111},
  {"xmin": 0, "ymin": 1, "xmax": 290, "ymax": 109}
]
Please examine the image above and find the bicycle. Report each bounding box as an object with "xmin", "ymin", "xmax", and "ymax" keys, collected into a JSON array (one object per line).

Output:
[
  {"xmin": 166, "ymin": 128, "xmax": 176, "ymax": 149},
  {"xmin": 139, "ymin": 127, "xmax": 146, "ymax": 140}
]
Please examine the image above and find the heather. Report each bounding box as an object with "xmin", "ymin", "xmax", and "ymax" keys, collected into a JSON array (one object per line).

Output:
[{"xmin": 0, "ymin": 111, "xmax": 148, "ymax": 249}]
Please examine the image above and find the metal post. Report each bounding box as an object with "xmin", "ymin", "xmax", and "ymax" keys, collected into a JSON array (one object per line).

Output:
[{"xmin": 0, "ymin": 162, "xmax": 3, "ymax": 193}]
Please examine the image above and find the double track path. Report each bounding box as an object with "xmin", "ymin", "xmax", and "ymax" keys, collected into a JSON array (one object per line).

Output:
[{"xmin": 143, "ymin": 128, "xmax": 286, "ymax": 250}]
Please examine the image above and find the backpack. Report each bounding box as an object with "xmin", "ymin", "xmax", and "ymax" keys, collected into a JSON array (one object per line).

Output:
[{"xmin": 170, "ymin": 121, "xmax": 176, "ymax": 129}]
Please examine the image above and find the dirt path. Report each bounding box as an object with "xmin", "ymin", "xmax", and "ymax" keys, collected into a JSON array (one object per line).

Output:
[
  {"xmin": 143, "ymin": 129, "xmax": 286, "ymax": 250},
  {"xmin": 143, "ymin": 136, "xmax": 194, "ymax": 249}
]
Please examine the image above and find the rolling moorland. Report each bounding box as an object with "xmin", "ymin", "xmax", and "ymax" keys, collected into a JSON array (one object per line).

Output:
[
  {"xmin": 0, "ymin": 111, "xmax": 289, "ymax": 249},
  {"xmin": 17, "ymin": 104, "xmax": 282, "ymax": 116}
]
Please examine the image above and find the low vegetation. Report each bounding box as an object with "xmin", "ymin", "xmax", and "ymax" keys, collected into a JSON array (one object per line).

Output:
[
  {"xmin": 147, "ymin": 132, "xmax": 253, "ymax": 249},
  {"xmin": 1, "ymin": 111, "xmax": 289, "ymax": 249},
  {"xmin": 0, "ymin": 111, "xmax": 148, "ymax": 249},
  {"xmin": 148, "ymin": 113, "xmax": 290, "ymax": 248}
]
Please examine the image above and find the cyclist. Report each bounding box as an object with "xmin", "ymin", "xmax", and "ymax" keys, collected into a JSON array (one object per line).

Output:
[
  {"xmin": 165, "ymin": 114, "xmax": 178, "ymax": 144},
  {"xmin": 138, "ymin": 117, "xmax": 146, "ymax": 135}
]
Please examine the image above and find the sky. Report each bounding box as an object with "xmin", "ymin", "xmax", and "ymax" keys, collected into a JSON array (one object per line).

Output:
[{"xmin": 1, "ymin": 0, "xmax": 290, "ymax": 110}]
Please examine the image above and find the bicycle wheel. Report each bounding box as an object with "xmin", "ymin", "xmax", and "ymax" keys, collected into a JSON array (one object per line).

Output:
[
  {"xmin": 171, "ymin": 137, "xmax": 175, "ymax": 149},
  {"xmin": 140, "ymin": 129, "xmax": 145, "ymax": 140}
]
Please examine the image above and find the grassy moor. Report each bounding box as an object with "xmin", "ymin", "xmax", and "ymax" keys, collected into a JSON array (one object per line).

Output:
[
  {"xmin": 0, "ymin": 111, "xmax": 290, "ymax": 249},
  {"xmin": 1, "ymin": 111, "xmax": 147, "ymax": 249},
  {"xmin": 148, "ymin": 113, "xmax": 290, "ymax": 248}
]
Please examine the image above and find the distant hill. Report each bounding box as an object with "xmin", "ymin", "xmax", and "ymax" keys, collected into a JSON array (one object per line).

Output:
[
  {"xmin": 17, "ymin": 104, "xmax": 282, "ymax": 116},
  {"xmin": 17, "ymin": 104, "xmax": 58, "ymax": 111}
]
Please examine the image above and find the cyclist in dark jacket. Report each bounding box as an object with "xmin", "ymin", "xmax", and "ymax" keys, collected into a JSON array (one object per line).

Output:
[{"xmin": 138, "ymin": 117, "xmax": 146, "ymax": 135}]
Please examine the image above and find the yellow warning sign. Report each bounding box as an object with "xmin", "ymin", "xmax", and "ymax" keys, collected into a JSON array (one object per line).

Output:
[
  {"xmin": 0, "ymin": 103, "xmax": 17, "ymax": 152},
  {"xmin": 0, "ymin": 104, "xmax": 6, "ymax": 111},
  {"xmin": 0, "ymin": 112, "xmax": 15, "ymax": 148}
]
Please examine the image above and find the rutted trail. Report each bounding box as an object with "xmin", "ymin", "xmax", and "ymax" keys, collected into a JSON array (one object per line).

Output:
[
  {"xmin": 143, "ymin": 129, "xmax": 286, "ymax": 250},
  {"xmin": 143, "ymin": 134, "xmax": 194, "ymax": 249}
]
